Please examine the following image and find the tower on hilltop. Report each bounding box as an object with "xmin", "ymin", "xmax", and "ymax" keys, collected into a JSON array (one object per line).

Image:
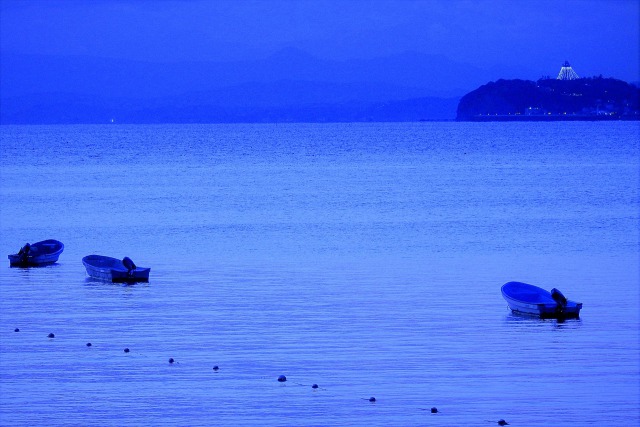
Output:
[{"xmin": 557, "ymin": 61, "xmax": 579, "ymax": 80}]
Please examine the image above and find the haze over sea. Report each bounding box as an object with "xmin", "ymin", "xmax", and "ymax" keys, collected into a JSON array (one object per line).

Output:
[{"xmin": 0, "ymin": 122, "xmax": 638, "ymax": 426}]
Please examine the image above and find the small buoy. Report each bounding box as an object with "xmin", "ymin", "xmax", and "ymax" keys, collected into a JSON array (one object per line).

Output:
[
  {"xmin": 48, "ymin": 333, "xmax": 55, "ymax": 338},
  {"xmin": 124, "ymin": 348, "xmax": 130, "ymax": 353},
  {"xmin": 86, "ymin": 343, "xmax": 92, "ymax": 347},
  {"xmin": 14, "ymin": 328, "xmax": 19, "ymax": 332},
  {"xmin": 431, "ymin": 407, "xmax": 438, "ymax": 413},
  {"xmin": 498, "ymin": 420, "xmax": 509, "ymax": 426},
  {"xmin": 169, "ymin": 358, "xmax": 175, "ymax": 364},
  {"xmin": 277, "ymin": 375, "xmax": 287, "ymax": 382},
  {"xmin": 369, "ymin": 397, "xmax": 376, "ymax": 402},
  {"xmin": 212, "ymin": 365, "xmax": 219, "ymax": 371},
  {"xmin": 311, "ymin": 384, "xmax": 319, "ymax": 389}
]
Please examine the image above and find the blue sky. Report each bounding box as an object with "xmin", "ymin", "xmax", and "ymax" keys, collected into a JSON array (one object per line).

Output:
[{"xmin": 1, "ymin": 0, "xmax": 638, "ymax": 83}]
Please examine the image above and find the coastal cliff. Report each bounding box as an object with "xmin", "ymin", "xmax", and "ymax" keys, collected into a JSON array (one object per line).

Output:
[{"xmin": 456, "ymin": 77, "xmax": 640, "ymax": 121}]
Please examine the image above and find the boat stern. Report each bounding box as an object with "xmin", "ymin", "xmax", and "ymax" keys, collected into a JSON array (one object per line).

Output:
[{"xmin": 111, "ymin": 268, "xmax": 150, "ymax": 283}]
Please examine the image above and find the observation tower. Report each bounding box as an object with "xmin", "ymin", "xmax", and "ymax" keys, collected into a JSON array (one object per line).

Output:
[{"xmin": 557, "ymin": 61, "xmax": 579, "ymax": 80}]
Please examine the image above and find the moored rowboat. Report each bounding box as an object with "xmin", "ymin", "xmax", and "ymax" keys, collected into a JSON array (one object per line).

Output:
[
  {"xmin": 501, "ymin": 281, "xmax": 582, "ymax": 319},
  {"xmin": 8, "ymin": 239, "xmax": 64, "ymax": 267},
  {"xmin": 82, "ymin": 255, "xmax": 150, "ymax": 283}
]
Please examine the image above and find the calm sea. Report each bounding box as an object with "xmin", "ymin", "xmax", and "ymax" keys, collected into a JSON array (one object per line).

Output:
[{"xmin": 0, "ymin": 122, "xmax": 638, "ymax": 426}]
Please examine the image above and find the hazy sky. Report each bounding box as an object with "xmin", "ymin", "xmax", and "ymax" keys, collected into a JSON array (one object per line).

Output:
[{"xmin": 1, "ymin": 0, "xmax": 639, "ymax": 82}]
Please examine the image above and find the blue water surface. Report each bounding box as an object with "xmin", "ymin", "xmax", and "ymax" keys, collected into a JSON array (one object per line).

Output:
[{"xmin": 1, "ymin": 122, "xmax": 638, "ymax": 426}]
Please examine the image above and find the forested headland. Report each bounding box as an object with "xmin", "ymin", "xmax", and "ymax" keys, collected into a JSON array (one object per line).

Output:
[{"xmin": 456, "ymin": 77, "xmax": 639, "ymax": 121}]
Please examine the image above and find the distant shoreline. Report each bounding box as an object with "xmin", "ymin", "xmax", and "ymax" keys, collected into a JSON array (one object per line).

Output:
[
  {"xmin": 459, "ymin": 114, "xmax": 639, "ymax": 122},
  {"xmin": 2, "ymin": 117, "xmax": 640, "ymax": 125},
  {"xmin": 456, "ymin": 77, "xmax": 640, "ymax": 121}
]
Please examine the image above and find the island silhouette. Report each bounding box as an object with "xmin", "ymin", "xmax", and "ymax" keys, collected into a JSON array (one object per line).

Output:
[{"xmin": 456, "ymin": 75, "xmax": 639, "ymax": 121}]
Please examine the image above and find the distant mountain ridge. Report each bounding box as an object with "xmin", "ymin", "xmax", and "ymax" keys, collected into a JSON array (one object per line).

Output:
[
  {"xmin": 1, "ymin": 49, "xmax": 490, "ymax": 97},
  {"xmin": 0, "ymin": 49, "xmax": 498, "ymax": 124}
]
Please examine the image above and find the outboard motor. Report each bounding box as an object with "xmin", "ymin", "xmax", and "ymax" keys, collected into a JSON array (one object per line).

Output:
[
  {"xmin": 122, "ymin": 257, "xmax": 136, "ymax": 276},
  {"xmin": 18, "ymin": 243, "xmax": 31, "ymax": 262},
  {"xmin": 551, "ymin": 288, "xmax": 568, "ymax": 317},
  {"xmin": 551, "ymin": 288, "xmax": 567, "ymax": 307}
]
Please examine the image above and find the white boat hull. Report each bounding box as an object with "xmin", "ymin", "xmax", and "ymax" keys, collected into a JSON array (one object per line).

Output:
[
  {"xmin": 501, "ymin": 281, "xmax": 582, "ymax": 319},
  {"xmin": 82, "ymin": 255, "xmax": 150, "ymax": 283}
]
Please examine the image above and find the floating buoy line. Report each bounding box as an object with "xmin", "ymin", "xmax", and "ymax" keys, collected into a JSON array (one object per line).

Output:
[{"xmin": 9, "ymin": 327, "xmax": 510, "ymax": 421}]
